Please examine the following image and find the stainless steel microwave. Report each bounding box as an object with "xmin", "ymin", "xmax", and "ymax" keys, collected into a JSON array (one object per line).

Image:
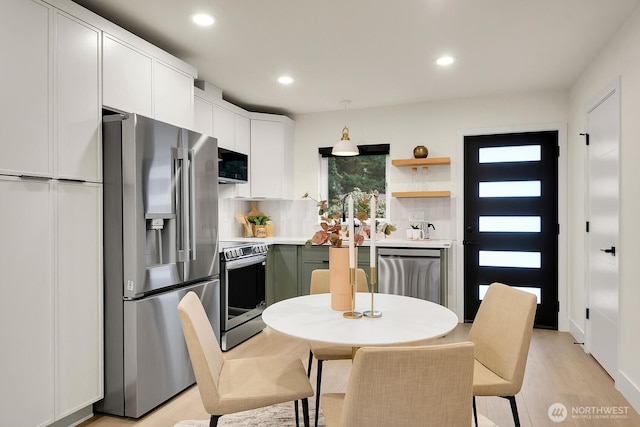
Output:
[{"xmin": 218, "ymin": 147, "xmax": 248, "ymax": 183}]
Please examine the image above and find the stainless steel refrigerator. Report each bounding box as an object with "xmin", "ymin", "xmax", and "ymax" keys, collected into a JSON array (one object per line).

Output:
[{"xmin": 96, "ymin": 113, "xmax": 220, "ymax": 418}]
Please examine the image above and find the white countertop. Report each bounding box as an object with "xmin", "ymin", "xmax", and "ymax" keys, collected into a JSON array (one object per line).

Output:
[{"xmin": 221, "ymin": 237, "xmax": 453, "ymax": 249}]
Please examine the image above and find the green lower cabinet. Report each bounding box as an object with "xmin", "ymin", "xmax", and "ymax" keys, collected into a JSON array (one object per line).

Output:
[
  {"xmin": 298, "ymin": 245, "xmax": 371, "ymax": 296},
  {"xmin": 267, "ymin": 244, "xmax": 372, "ymax": 305},
  {"xmin": 266, "ymin": 245, "xmax": 299, "ymax": 305}
]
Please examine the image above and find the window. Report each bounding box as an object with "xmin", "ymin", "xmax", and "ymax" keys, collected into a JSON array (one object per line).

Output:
[{"xmin": 318, "ymin": 144, "xmax": 390, "ymax": 220}]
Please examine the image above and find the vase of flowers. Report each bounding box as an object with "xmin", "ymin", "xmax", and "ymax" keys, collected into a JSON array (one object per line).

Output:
[{"xmin": 302, "ymin": 191, "xmax": 395, "ymax": 310}]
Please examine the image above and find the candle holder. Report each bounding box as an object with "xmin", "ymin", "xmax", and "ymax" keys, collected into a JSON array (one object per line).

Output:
[
  {"xmin": 343, "ymin": 268, "xmax": 362, "ymax": 319},
  {"xmin": 363, "ymin": 266, "xmax": 382, "ymax": 318}
]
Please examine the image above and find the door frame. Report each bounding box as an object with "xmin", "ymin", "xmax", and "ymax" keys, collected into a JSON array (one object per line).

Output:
[{"xmin": 455, "ymin": 123, "xmax": 568, "ymax": 331}]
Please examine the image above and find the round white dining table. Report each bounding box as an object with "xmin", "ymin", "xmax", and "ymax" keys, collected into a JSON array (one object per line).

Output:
[{"xmin": 261, "ymin": 293, "xmax": 459, "ymax": 347}]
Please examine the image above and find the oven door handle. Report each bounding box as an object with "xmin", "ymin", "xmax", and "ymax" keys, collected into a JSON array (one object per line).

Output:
[{"xmin": 224, "ymin": 255, "xmax": 267, "ymax": 271}]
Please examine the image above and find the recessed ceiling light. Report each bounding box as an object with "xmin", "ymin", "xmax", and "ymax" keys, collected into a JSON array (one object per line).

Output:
[
  {"xmin": 192, "ymin": 13, "xmax": 214, "ymax": 26},
  {"xmin": 436, "ymin": 56, "xmax": 455, "ymax": 66},
  {"xmin": 278, "ymin": 75, "xmax": 294, "ymax": 85}
]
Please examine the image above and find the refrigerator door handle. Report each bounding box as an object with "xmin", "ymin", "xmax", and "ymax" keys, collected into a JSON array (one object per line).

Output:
[
  {"xmin": 175, "ymin": 147, "xmax": 190, "ymax": 263},
  {"xmin": 188, "ymin": 147, "xmax": 196, "ymax": 260}
]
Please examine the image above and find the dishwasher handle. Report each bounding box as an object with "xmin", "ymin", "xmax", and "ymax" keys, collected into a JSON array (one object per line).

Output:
[{"xmin": 377, "ymin": 247, "xmax": 441, "ymax": 258}]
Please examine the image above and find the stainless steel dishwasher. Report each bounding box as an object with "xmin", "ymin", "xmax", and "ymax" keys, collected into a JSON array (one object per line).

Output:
[{"xmin": 377, "ymin": 247, "xmax": 447, "ymax": 305}]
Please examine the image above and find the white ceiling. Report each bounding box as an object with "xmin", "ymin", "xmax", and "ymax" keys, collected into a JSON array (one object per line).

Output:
[{"xmin": 72, "ymin": 0, "xmax": 638, "ymax": 116}]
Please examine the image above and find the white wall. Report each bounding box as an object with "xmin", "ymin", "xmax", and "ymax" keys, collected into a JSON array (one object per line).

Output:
[
  {"xmin": 292, "ymin": 90, "xmax": 569, "ymax": 317},
  {"xmin": 568, "ymin": 6, "xmax": 640, "ymax": 413}
]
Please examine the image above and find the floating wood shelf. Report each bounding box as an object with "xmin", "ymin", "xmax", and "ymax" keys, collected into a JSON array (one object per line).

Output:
[
  {"xmin": 392, "ymin": 191, "xmax": 451, "ymax": 198},
  {"xmin": 391, "ymin": 157, "xmax": 451, "ymax": 167}
]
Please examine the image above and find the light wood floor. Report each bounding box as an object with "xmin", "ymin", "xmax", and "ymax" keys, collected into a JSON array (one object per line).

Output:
[{"xmin": 80, "ymin": 324, "xmax": 639, "ymax": 427}]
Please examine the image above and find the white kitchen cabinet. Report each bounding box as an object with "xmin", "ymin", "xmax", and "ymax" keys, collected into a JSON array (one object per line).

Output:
[
  {"xmin": 55, "ymin": 11, "xmax": 101, "ymax": 182},
  {"xmin": 213, "ymin": 105, "xmax": 235, "ymax": 150},
  {"xmin": 0, "ymin": 177, "xmax": 54, "ymax": 427},
  {"xmin": 103, "ymin": 33, "xmax": 154, "ymax": 117},
  {"xmin": 154, "ymin": 60, "xmax": 194, "ymax": 129},
  {"xmin": 194, "ymin": 96, "xmax": 214, "ymax": 137},
  {"xmin": 103, "ymin": 32, "xmax": 195, "ymax": 128},
  {"xmin": 0, "ymin": 0, "xmax": 51, "ymax": 177},
  {"xmin": 56, "ymin": 181, "xmax": 103, "ymax": 417},
  {"xmin": 250, "ymin": 116, "xmax": 294, "ymax": 199},
  {"xmin": 194, "ymin": 88, "xmax": 252, "ymax": 198}
]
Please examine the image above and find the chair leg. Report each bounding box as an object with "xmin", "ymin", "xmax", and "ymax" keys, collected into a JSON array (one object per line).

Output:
[
  {"xmin": 314, "ymin": 360, "xmax": 323, "ymax": 427},
  {"xmin": 209, "ymin": 415, "xmax": 220, "ymax": 427},
  {"xmin": 307, "ymin": 350, "xmax": 313, "ymax": 377},
  {"xmin": 294, "ymin": 400, "xmax": 300, "ymax": 427},
  {"xmin": 302, "ymin": 397, "xmax": 310, "ymax": 427},
  {"xmin": 472, "ymin": 396, "xmax": 478, "ymax": 427},
  {"xmin": 502, "ymin": 395, "xmax": 520, "ymax": 427}
]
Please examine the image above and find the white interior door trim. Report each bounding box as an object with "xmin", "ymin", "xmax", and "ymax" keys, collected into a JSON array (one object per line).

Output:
[{"xmin": 455, "ymin": 123, "xmax": 568, "ymax": 330}]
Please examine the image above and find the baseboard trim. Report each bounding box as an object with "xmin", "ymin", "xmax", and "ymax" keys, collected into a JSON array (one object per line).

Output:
[
  {"xmin": 617, "ymin": 370, "xmax": 640, "ymax": 415},
  {"xmin": 568, "ymin": 318, "xmax": 586, "ymax": 351}
]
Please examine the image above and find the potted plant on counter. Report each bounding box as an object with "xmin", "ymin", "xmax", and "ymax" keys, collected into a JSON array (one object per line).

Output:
[{"xmin": 247, "ymin": 214, "xmax": 272, "ymax": 238}]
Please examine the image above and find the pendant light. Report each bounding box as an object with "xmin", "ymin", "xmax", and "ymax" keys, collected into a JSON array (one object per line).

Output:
[{"xmin": 331, "ymin": 100, "xmax": 359, "ymax": 156}]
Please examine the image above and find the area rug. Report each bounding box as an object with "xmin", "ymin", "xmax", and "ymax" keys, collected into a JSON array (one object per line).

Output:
[{"xmin": 174, "ymin": 402, "xmax": 498, "ymax": 427}]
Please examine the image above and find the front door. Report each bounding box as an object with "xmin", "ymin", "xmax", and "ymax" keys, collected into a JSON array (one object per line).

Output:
[
  {"xmin": 586, "ymin": 83, "xmax": 620, "ymax": 379},
  {"xmin": 463, "ymin": 131, "xmax": 559, "ymax": 329}
]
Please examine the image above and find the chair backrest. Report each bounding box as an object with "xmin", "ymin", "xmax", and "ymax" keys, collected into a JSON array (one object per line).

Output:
[
  {"xmin": 309, "ymin": 268, "xmax": 369, "ymax": 295},
  {"xmin": 340, "ymin": 342, "xmax": 474, "ymax": 427},
  {"xmin": 177, "ymin": 291, "xmax": 224, "ymax": 414},
  {"xmin": 468, "ymin": 282, "xmax": 537, "ymax": 392}
]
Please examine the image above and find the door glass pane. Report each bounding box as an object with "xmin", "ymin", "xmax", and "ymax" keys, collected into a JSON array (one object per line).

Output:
[
  {"xmin": 479, "ymin": 180, "xmax": 541, "ymax": 198},
  {"xmin": 479, "ymin": 284, "xmax": 541, "ymax": 303},
  {"xmin": 479, "ymin": 250, "xmax": 541, "ymax": 268},
  {"xmin": 479, "ymin": 216, "xmax": 541, "ymax": 232},
  {"xmin": 479, "ymin": 145, "xmax": 541, "ymax": 163}
]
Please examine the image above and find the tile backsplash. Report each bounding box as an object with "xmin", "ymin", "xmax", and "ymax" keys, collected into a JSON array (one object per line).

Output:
[{"xmin": 218, "ymin": 197, "xmax": 455, "ymax": 241}]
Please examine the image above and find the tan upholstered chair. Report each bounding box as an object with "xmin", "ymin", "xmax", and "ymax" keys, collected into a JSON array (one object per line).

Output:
[
  {"xmin": 468, "ymin": 282, "xmax": 537, "ymax": 427},
  {"xmin": 177, "ymin": 291, "xmax": 314, "ymax": 427},
  {"xmin": 321, "ymin": 342, "xmax": 475, "ymax": 427},
  {"xmin": 307, "ymin": 268, "xmax": 369, "ymax": 427}
]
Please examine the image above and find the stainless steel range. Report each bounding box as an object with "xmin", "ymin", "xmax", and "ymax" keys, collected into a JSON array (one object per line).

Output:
[{"xmin": 220, "ymin": 242, "xmax": 268, "ymax": 350}]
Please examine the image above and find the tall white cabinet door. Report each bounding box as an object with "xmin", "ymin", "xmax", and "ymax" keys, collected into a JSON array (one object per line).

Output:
[
  {"xmin": 56, "ymin": 182, "xmax": 103, "ymax": 417},
  {"xmin": 213, "ymin": 105, "xmax": 235, "ymax": 149},
  {"xmin": 0, "ymin": 177, "xmax": 54, "ymax": 427},
  {"xmin": 251, "ymin": 120, "xmax": 284, "ymax": 198},
  {"xmin": 0, "ymin": 0, "xmax": 51, "ymax": 177},
  {"xmin": 55, "ymin": 11, "xmax": 101, "ymax": 182},
  {"xmin": 194, "ymin": 96, "xmax": 214, "ymax": 137},
  {"xmin": 154, "ymin": 61, "xmax": 194, "ymax": 128},
  {"xmin": 103, "ymin": 34, "xmax": 153, "ymax": 117}
]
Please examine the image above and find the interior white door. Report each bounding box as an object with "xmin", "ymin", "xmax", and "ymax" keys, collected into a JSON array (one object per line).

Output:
[{"xmin": 586, "ymin": 82, "xmax": 620, "ymax": 380}]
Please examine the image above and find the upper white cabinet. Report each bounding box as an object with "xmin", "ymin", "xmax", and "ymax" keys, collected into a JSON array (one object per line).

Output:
[
  {"xmin": 154, "ymin": 61, "xmax": 194, "ymax": 128},
  {"xmin": 103, "ymin": 31, "xmax": 195, "ymax": 128},
  {"xmin": 250, "ymin": 115, "xmax": 294, "ymax": 199},
  {"xmin": 0, "ymin": 0, "xmax": 51, "ymax": 177},
  {"xmin": 55, "ymin": 11, "xmax": 101, "ymax": 182},
  {"xmin": 103, "ymin": 34, "xmax": 153, "ymax": 118},
  {"xmin": 213, "ymin": 105, "xmax": 235, "ymax": 150},
  {"xmin": 0, "ymin": 0, "xmax": 101, "ymax": 182},
  {"xmin": 194, "ymin": 88, "xmax": 251, "ymax": 198}
]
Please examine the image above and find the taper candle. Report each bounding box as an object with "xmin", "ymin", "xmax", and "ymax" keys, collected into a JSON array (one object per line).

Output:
[
  {"xmin": 370, "ymin": 195, "xmax": 376, "ymax": 267},
  {"xmin": 348, "ymin": 195, "xmax": 355, "ymax": 268}
]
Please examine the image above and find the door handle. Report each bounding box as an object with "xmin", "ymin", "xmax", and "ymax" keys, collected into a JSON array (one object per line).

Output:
[
  {"xmin": 600, "ymin": 246, "xmax": 616, "ymax": 256},
  {"xmin": 463, "ymin": 240, "xmax": 479, "ymax": 246}
]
